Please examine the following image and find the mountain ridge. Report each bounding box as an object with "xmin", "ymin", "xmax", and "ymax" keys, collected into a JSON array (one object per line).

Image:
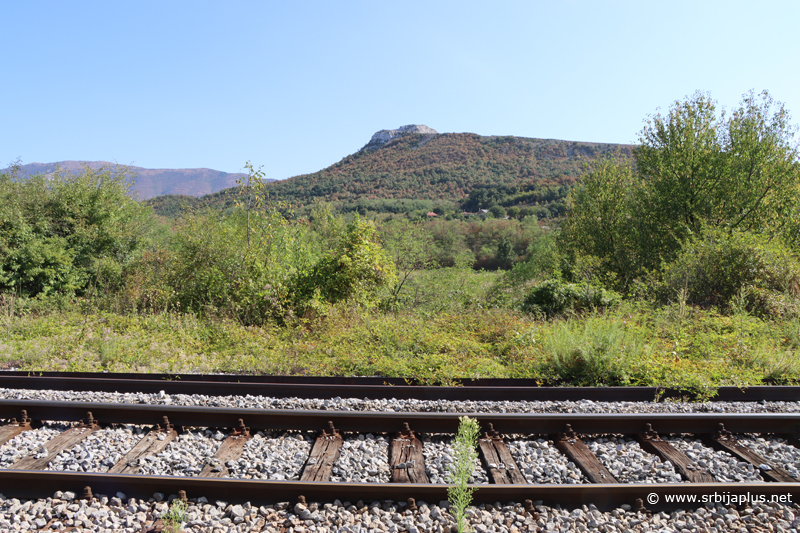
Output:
[{"xmin": 8, "ymin": 160, "xmax": 261, "ymax": 200}]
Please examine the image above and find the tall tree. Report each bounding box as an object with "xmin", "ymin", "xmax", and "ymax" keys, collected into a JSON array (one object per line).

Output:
[{"xmin": 561, "ymin": 90, "xmax": 800, "ymax": 290}]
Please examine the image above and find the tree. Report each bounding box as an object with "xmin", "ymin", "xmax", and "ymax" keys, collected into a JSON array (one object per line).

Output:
[
  {"xmin": 635, "ymin": 90, "xmax": 800, "ymax": 253},
  {"xmin": 561, "ymin": 90, "xmax": 800, "ymax": 290},
  {"xmin": 559, "ymin": 156, "xmax": 642, "ymax": 287}
]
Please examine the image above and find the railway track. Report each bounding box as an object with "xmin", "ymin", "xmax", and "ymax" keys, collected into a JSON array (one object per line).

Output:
[{"xmin": 1, "ymin": 376, "xmax": 799, "ymax": 531}]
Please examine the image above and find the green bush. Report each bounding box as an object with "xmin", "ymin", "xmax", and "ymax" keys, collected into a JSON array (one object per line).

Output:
[
  {"xmin": 0, "ymin": 165, "xmax": 153, "ymax": 298},
  {"xmin": 291, "ymin": 217, "xmax": 397, "ymax": 314},
  {"xmin": 659, "ymin": 228, "xmax": 800, "ymax": 317},
  {"xmin": 538, "ymin": 315, "xmax": 641, "ymax": 385},
  {"xmin": 521, "ymin": 279, "xmax": 621, "ymax": 317},
  {"xmin": 131, "ymin": 208, "xmax": 319, "ymax": 324}
]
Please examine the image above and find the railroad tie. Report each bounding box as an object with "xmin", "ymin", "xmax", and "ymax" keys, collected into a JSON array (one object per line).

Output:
[
  {"xmin": 635, "ymin": 423, "xmax": 714, "ymax": 483},
  {"xmin": 108, "ymin": 416, "xmax": 178, "ymax": 475},
  {"xmin": 552, "ymin": 424, "xmax": 618, "ymax": 484},
  {"xmin": 300, "ymin": 421, "xmax": 343, "ymax": 482},
  {"xmin": 704, "ymin": 423, "xmax": 800, "ymax": 483},
  {"xmin": 0, "ymin": 410, "xmax": 33, "ymax": 446},
  {"xmin": 389, "ymin": 422, "xmax": 429, "ymax": 483},
  {"xmin": 477, "ymin": 423, "xmax": 526, "ymax": 485},
  {"xmin": 10, "ymin": 412, "xmax": 101, "ymax": 470},
  {"xmin": 199, "ymin": 419, "xmax": 252, "ymax": 478}
]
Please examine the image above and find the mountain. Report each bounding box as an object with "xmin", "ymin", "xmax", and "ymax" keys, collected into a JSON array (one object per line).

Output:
[
  {"xmin": 9, "ymin": 161, "xmax": 260, "ymax": 200},
  {"xmin": 149, "ymin": 125, "xmax": 633, "ymax": 217}
]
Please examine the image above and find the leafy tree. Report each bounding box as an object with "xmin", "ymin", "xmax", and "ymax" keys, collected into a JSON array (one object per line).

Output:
[
  {"xmin": 635, "ymin": 90, "xmax": 800, "ymax": 253},
  {"xmin": 658, "ymin": 227, "xmax": 800, "ymax": 316},
  {"xmin": 561, "ymin": 90, "xmax": 800, "ymax": 290}
]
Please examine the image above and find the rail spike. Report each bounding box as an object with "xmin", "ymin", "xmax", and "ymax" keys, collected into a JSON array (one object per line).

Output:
[
  {"xmin": 524, "ymin": 499, "xmax": 538, "ymax": 519},
  {"xmin": 714, "ymin": 423, "xmax": 733, "ymax": 441},
  {"xmin": 233, "ymin": 418, "xmax": 250, "ymax": 437},
  {"xmin": 483, "ymin": 423, "xmax": 500, "ymax": 440},
  {"xmin": 83, "ymin": 412, "xmax": 98, "ymax": 428},
  {"xmin": 558, "ymin": 424, "xmax": 577, "ymax": 442},
  {"xmin": 159, "ymin": 416, "xmax": 174, "ymax": 431},
  {"xmin": 399, "ymin": 422, "xmax": 416, "ymax": 439},
  {"xmin": 322, "ymin": 421, "xmax": 339, "ymax": 437},
  {"xmin": 643, "ymin": 423, "xmax": 659, "ymax": 440}
]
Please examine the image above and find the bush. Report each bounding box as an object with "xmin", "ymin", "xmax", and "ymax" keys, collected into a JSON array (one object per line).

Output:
[
  {"xmin": 539, "ymin": 315, "xmax": 641, "ymax": 385},
  {"xmin": 521, "ymin": 279, "xmax": 621, "ymax": 317},
  {"xmin": 659, "ymin": 228, "xmax": 800, "ymax": 317},
  {"xmin": 291, "ymin": 217, "xmax": 396, "ymax": 314},
  {"xmin": 132, "ymin": 208, "xmax": 319, "ymax": 324},
  {"xmin": 0, "ymin": 165, "xmax": 153, "ymax": 298}
]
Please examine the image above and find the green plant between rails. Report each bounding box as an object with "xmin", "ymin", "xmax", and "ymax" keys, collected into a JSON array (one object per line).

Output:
[
  {"xmin": 162, "ymin": 499, "xmax": 188, "ymax": 533},
  {"xmin": 448, "ymin": 416, "xmax": 480, "ymax": 533}
]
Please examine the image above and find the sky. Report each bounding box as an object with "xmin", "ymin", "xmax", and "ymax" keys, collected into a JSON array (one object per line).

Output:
[{"xmin": 2, "ymin": 1, "xmax": 799, "ymax": 180}]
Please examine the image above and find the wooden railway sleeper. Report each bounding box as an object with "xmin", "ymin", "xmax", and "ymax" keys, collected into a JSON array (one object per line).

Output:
[
  {"xmin": 705, "ymin": 423, "xmax": 799, "ymax": 483},
  {"xmin": 477, "ymin": 423, "xmax": 526, "ymax": 485},
  {"xmin": 389, "ymin": 422, "xmax": 429, "ymax": 483},
  {"xmin": 635, "ymin": 423, "xmax": 714, "ymax": 483},
  {"xmin": 109, "ymin": 416, "xmax": 180, "ymax": 475},
  {"xmin": 10, "ymin": 411, "xmax": 102, "ymax": 470},
  {"xmin": 199, "ymin": 418, "xmax": 252, "ymax": 478},
  {"xmin": 300, "ymin": 422, "xmax": 344, "ymax": 482},
  {"xmin": 553, "ymin": 424, "xmax": 619, "ymax": 484},
  {"xmin": 0, "ymin": 409, "xmax": 34, "ymax": 446}
]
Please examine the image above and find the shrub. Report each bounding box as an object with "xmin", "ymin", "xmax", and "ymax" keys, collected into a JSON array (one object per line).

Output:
[
  {"xmin": 291, "ymin": 217, "xmax": 396, "ymax": 314},
  {"xmin": 521, "ymin": 279, "xmax": 621, "ymax": 317},
  {"xmin": 0, "ymin": 165, "xmax": 153, "ymax": 297},
  {"xmin": 538, "ymin": 315, "xmax": 641, "ymax": 385},
  {"xmin": 659, "ymin": 228, "xmax": 800, "ymax": 317},
  {"xmin": 134, "ymin": 208, "xmax": 318, "ymax": 324}
]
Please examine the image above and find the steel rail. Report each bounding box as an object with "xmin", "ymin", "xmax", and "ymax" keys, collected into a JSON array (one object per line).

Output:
[
  {"xmin": 2, "ymin": 400, "xmax": 800, "ymax": 512},
  {"xmin": 2, "ymin": 373, "xmax": 800, "ymax": 401},
  {"xmin": 0, "ymin": 471, "xmax": 796, "ymax": 512},
  {"xmin": 1, "ymin": 400, "xmax": 799, "ymax": 434}
]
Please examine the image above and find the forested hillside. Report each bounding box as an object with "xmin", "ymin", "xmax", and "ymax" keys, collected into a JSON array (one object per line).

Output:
[{"xmin": 146, "ymin": 133, "xmax": 632, "ymax": 217}]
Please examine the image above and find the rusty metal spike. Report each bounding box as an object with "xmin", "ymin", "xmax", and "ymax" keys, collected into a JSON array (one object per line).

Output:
[
  {"xmin": 160, "ymin": 416, "xmax": 174, "ymax": 431},
  {"xmin": 559, "ymin": 424, "xmax": 577, "ymax": 441},
  {"xmin": 406, "ymin": 498, "xmax": 418, "ymax": 511},
  {"xmin": 634, "ymin": 497, "xmax": 651, "ymax": 516},
  {"xmin": 323, "ymin": 421, "xmax": 339, "ymax": 436},
  {"xmin": 234, "ymin": 419, "xmax": 250, "ymax": 436},
  {"xmin": 84, "ymin": 412, "xmax": 97, "ymax": 427},
  {"xmin": 644, "ymin": 423, "xmax": 659, "ymax": 440},
  {"xmin": 484, "ymin": 423, "xmax": 500, "ymax": 439},
  {"xmin": 524, "ymin": 499, "xmax": 538, "ymax": 518},
  {"xmin": 81, "ymin": 486, "xmax": 93, "ymax": 500},
  {"xmin": 297, "ymin": 495, "xmax": 307, "ymax": 505},
  {"xmin": 178, "ymin": 490, "xmax": 187, "ymax": 502},
  {"xmin": 714, "ymin": 423, "xmax": 733, "ymax": 440}
]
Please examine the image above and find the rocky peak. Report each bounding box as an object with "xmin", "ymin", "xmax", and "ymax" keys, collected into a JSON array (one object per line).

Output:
[{"xmin": 363, "ymin": 125, "xmax": 438, "ymax": 150}]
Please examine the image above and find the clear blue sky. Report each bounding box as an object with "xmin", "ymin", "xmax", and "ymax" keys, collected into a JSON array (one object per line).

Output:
[{"xmin": 2, "ymin": 1, "xmax": 799, "ymax": 180}]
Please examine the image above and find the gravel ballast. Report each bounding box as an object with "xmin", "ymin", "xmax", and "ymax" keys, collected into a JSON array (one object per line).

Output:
[
  {"xmin": 227, "ymin": 430, "xmax": 313, "ymax": 480},
  {"xmin": 0, "ymin": 423, "xmax": 71, "ymax": 468},
  {"xmin": 1, "ymin": 491, "xmax": 799, "ymax": 533},
  {"xmin": 585, "ymin": 435, "xmax": 683, "ymax": 484},
  {"xmin": 2, "ymin": 387, "xmax": 799, "ymax": 414}
]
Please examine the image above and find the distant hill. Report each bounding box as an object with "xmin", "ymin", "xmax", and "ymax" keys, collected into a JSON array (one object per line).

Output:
[
  {"xmin": 149, "ymin": 125, "xmax": 633, "ymax": 217},
  {"xmin": 9, "ymin": 161, "xmax": 266, "ymax": 200}
]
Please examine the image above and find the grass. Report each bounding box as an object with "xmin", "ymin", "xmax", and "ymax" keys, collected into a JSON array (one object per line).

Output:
[{"xmin": 1, "ymin": 268, "xmax": 799, "ymax": 397}]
